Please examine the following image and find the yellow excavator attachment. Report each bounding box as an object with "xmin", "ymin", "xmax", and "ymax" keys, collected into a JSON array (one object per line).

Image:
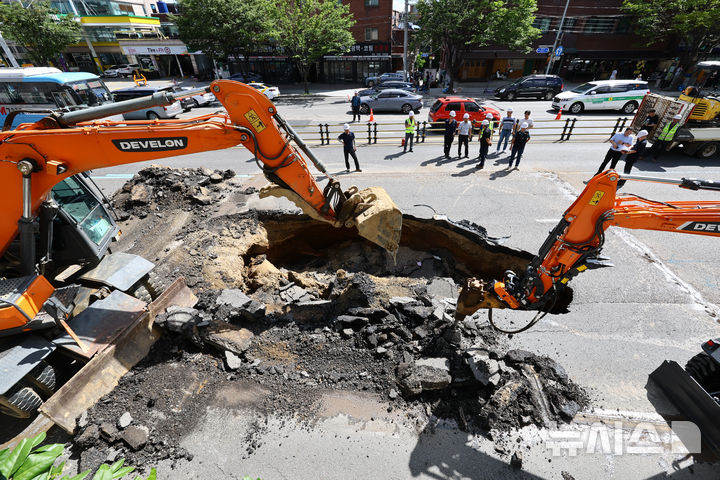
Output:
[
  {"xmin": 259, "ymin": 184, "xmax": 402, "ymax": 255},
  {"xmin": 455, "ymin": 277, "xmax": 508, "ymax": 321}
]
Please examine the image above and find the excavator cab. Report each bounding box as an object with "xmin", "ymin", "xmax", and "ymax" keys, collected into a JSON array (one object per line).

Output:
[{"xmin": 678, "ymin": 61, "xmax": 720, "ymax": 125}]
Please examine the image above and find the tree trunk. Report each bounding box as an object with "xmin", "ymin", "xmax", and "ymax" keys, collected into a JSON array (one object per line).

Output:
[{"xmin": 299, "ymin": 64, "xmax": 310, "ymax": 94}]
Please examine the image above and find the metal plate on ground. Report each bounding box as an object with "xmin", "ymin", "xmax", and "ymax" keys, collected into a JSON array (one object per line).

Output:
[
  {"xmin": 0, "ymin": 335, "xmax": 55, "ymax": 394},
  {"xmin": 78, "ymin": 252, "xmax": 154, "ymax": 291},
  {"xmin": 40, "ymin": 277, "xmax": 197, "ymax": 434},
  {"xmin": 53, "ymin": 290, "xmax": 146, "ymax": 359}
]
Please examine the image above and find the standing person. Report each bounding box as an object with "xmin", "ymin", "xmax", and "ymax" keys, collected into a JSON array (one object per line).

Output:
[
  {"xmin": 485, "ymin": 113, "xmax": 495, "ymax": 133},
  {"xmin": 443, "ymin": 111, "xmax": 458, "ymax": 158},
  {"xmin": 508, "ymin": 122, "xmax": 530, "ymax": 168},
  {"xmin": 648, "ymin": 114, "xmax": 682, "ymax": 162},
  {"xmin": 515, "ymin": 110, "xmax": 533, "ymax": 133},
  {"xmin": 457, "ymin": 113, "xmax": 473, "ymax": 158},
  {"xmin": 609, "ymin": 68, "xmax": 618, "ymax": 80},
  {"xmin": 496, "ymin": 108, "xmax": 516, "ymax": 153},
  {"xmin": 350, "ymin": 92, "xmax": 362, "ymax": 122},
  {"xmin": 338, "ymin": 124, "xmax": 361, "ymax": 172},
  {"xmin": 595, "ymin": 127, "xmax": 634, "ymax": 175},
  {"xmin": 475, "ymin": 119, "xmax": 492, "ymax": 169},
  {"xmin": 403, "ymin": 112, "xmax": 417, "ymax": 153},
  {"xmin": 617, "ymin": 130, "xmax": 648, "ymax": 189}
]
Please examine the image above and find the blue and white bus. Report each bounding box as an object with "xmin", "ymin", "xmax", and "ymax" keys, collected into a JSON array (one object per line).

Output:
[{"xmin": 0, "ymin": 67, "xmax": 114, "ymax": 129}]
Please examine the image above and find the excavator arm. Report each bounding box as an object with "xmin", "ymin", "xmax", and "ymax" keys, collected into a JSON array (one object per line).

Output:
[
  {"xmin": 0, "ymin": 80, "xmax": 401, "ymax": 259},
  {"xmin": 456, "ymin": 170, "xmax": 720, "ymax": 325}
]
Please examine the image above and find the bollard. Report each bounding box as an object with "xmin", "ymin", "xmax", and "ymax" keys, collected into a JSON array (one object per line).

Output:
[
  {"xmin": 318, "ymin": 124, "xmax": 325, "ymax": 145},
  {"xmin": 610, "ymin": 117, "xmax": 622, "ymax": 137},
  {"xmin": 421, "ymin": 121, "xmax": 427, "ymax": 143},
  {"xmin": 560, "ymin": 118, "xmax": 570, "ymax": 141},
  {"xmin": 567, "ymin": 118, "xmax": 577, "ymax": 140},
  {"xmin": 324, "ymin": 124, "xmax": 329, "ymax": 145},
  {"xmin": 367, "ymin": 122, "xmax": 372, "ymax": 144},
  {"xmin": 618, "ymin": 117, "xmax": 627, "ymax": 132},
  {"xmin": 373, "ymin": 123, "xmax": 378, "ymax": 144}
]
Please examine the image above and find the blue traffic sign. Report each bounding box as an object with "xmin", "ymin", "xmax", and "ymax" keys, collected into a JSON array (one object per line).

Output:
[
  {"xmin": 555, "ymin": 45, "xmax": 564, "ymax": 56},
  {"xmin": 536, "ymin": 47, "xmax": 550, "ymax": 54}
]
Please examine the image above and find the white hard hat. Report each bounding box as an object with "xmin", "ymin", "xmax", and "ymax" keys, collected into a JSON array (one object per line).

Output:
[
  {"xmin": 486, "ymin": 113, "xmax": 493, "ymax": 119},
  {"xmin": 520, "ymin": 122, "xmax": 528, "ymax": 129},
  {"xmin": 409, "ymin": 111, "xmax": 414, "ymax": 117},
  {"xmin": 481, "ymin": 119, "xmax": 489, "ymax": 125},
  {"xmin": 449, "ymin": 111, "xmax": 456, "ymax": 117},
  {"xmin": 673, "ymin": 114, "xmax": 682, "ymax": 120},
  {"xmin": 620, "ymin": 145, "xmax": 630, "ymax": 152},
  {"xmin": 637, "ymin": 129, "xmax": 649, "ymax": 137},
  {"xmin": 463, "ymin": 113, "xmax": 470, "ymax": 119},
  {"xmin": 507, "ymin": 107, "xmax": 513, "ymax": 112},
  {"xmin": 343, "ymin": 123, "xmax": 350, "ymax": 130}
]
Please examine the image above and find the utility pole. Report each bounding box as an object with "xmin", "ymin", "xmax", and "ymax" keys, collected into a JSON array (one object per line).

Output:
[
  {"xmin": 0, "ymin": 32, "xmax": 19, "ymax": 67},
  {"xmin": 403, "ymin": 0, "xmax": 408, "ymax": 81},
  {"xmin": 545, "ymin": 0, "xmax": 570, "ymax": 75}
]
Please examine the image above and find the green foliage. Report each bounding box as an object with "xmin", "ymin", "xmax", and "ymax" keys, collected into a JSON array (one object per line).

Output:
[
  {"xmin": 173, "ymin": 0, "xmax": 275, "ymax": 64},
  {"xmin": 269, "ymin": 0, "xmax": 355, "ymax": 93},
  {"xmin": 0, "ymin": 433, "xmax": 156, "ymax": 480},
  {"xmin": 416, "ymin": 0, "xmax": 540, "ymax": 87},
  {"xmin": 0, "ymin": 0, "xmax": 81, "ymax": 66},
  {"xmin": 622, "ymin": 0, "xmax": 720, "ymax": 66}
]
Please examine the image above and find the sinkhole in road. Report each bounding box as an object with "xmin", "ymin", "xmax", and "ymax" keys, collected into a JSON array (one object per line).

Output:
[{"xmin": 69, "ymin": 167, "xmax": 589, "ymax": 472}]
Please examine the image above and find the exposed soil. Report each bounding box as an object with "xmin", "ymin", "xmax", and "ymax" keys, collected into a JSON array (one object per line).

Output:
[{"xmin": 72, "ymin": 166, "xmax": 588, "ymax": 470}]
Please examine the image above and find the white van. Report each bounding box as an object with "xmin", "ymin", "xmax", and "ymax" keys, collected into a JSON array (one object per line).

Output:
[{"xmin": 552, "ymin": 80, "xmax": 650, "ymax": 115}]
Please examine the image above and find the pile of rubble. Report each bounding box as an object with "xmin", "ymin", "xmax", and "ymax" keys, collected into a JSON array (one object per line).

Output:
[{"xmin": 72, "ymin": 166, "xmax": 588, "ymax": 470}]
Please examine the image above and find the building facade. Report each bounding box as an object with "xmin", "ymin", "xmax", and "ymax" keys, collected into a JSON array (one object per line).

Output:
[{"xmin": 457, "ymin": 0, "xmax": 672, "ymax": 82}]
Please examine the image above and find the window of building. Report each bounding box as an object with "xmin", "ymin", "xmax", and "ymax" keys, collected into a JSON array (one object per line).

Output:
[
  {"xmin": 532, "ymin": 17, "xmax": 552, "ymax": 33},
  {"xmin": 562, "ymin": 17, "xmax": 576, "ymax": 30},
  {"xmin": 365, "ymin": 0, "xmax": 379, "ymax": 6},
  {"xmin": 583, "ymin": 17, "xmax": 614, "ymax": 34},
  {"xmin": 616, "ymin": 17, "xmax": 631, "ymax": 34},
  {"xmin": 365, "ymin": 27, "xmax": 378, "ymax": 41}
]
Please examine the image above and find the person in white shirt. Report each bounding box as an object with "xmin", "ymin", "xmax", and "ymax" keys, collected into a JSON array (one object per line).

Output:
[
  {"xmin": 610, "ymin": 69, "xmax": 618, "ymax": 80},
  {"xmin": 457, "ymin": 113, "xmax": 473, "ymax": 158},
  {"xmin": 515, "ymin": 110, "xmax": 533, "ymax": 133}
]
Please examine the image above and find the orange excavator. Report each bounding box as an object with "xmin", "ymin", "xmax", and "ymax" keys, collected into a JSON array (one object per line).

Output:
[
  {"xmin": 454, "ymin": 169, "xmax": 720, "ymax": 454},
  {"xmin": 455, "ymin": 170, "xmax": 720, "ymax": 324},
  {"xmin": 0, "ymin": 80, "xmax": 400, "ymax": 425}
]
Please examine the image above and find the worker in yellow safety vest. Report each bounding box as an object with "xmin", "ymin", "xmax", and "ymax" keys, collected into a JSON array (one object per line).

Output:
[
  {"xmin": 647, "ymin": 114, "xmax": 682, "ymax": 162},
  {"xmin": 403, "ymin": 111, "xmax": 417, "ymax": 153}
]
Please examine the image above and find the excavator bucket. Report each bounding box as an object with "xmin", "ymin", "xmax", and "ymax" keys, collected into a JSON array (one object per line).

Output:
[
  {"xmin": 260, "ymin": 184, "xmax": 402, "ymax": 255},
  {"xmin": 455, "ymin": 277, "xmax": 508, "ymax": 321}
]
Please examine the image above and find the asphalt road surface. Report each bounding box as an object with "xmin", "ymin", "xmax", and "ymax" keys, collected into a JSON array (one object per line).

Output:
[{"xmin": 85, "ymin": 92, "xmax": 720, "ymax": 479}]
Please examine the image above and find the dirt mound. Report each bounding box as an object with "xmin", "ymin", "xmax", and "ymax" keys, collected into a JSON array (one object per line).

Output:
[{"xmin": 73, "ymin": 166, "xmax": 588, "ymax": 470}]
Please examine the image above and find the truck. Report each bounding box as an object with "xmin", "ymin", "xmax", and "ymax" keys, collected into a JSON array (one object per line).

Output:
[{"xmin": 631, "ymin": 93, "xmax": 720, "ymax": 159}]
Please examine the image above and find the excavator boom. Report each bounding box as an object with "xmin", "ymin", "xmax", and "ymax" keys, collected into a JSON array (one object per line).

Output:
[
  {"xmin": 456, "ymin": 170, "xmax": 720, "ymax": 321},
  {"xmin": 0, "ymin": 80, "xmax": 401, "ymax": 257}
]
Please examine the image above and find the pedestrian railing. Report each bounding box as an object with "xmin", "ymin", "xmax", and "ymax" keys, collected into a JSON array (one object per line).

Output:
[{"xmin": 291, "ymin": 116, "xmax": 632, "ymax": 147}]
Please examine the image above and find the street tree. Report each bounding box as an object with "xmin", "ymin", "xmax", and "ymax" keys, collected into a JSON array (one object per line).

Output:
[
  {"xmin": 0, "ymin": 1, "xmax": 81, "ymax": 67},
  {"xmin": 416, "ymin": 0, "xmax": 540, "ymax": 90},
  {"xmin": 269, "ymin": 0, "xmax": 355, "ymax": 93},
  {"xmin": 174, "ymin": 0, "xmax": 275, "ymax": 74},
  {"xmin": 622, "ymin": 0, "xmax": 720, "ymax": 83}
]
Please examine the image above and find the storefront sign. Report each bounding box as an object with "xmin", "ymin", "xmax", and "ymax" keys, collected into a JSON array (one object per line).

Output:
[
  {"xmin": 346, "ymin": 43, "xmax": 390, "ymax": 56},
  {"xmin": 121, "ymin": 45, "xmax": 189, "ymax": 55}
]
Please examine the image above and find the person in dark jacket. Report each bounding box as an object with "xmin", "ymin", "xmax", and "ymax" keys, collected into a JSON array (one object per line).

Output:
[
  {"xmin": 475, "ymin": 119, "xmax": 492, "ymax": 169},
  {"xmin": 443, "ymin": 111, "xmax": 458, "ymax": 158},
  {"xmin": 350, "ymin": 92, "xmax": 362, "ymax": 122},
  {"xmin": 338, "ymin": 124, "xmax": 361, "ymax": 172},
  {"xmin": 617, "ymin": 130, "xmax": 648, "ymax": 189},
  {"xmin": 509, "ymin": 122, "xmax": 531, "ymax": 168}
]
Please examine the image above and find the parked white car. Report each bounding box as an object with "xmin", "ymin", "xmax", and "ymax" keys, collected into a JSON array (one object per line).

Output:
[
  {"xmin": 552, "ymin": 80, "xmax": 650, "ymax": 114},
  {"xmin": 179, "ymin": 87, "xmax": 217, "ymax": 107},
  {"xmin": 247, "ymin": 82, "xmax": 280, "ymax": 100}
]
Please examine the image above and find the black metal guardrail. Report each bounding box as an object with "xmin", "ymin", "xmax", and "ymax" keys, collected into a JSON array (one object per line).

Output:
[{"xmin": 307, "ymin": 116, "xmax": 631, "ymax": 147}]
